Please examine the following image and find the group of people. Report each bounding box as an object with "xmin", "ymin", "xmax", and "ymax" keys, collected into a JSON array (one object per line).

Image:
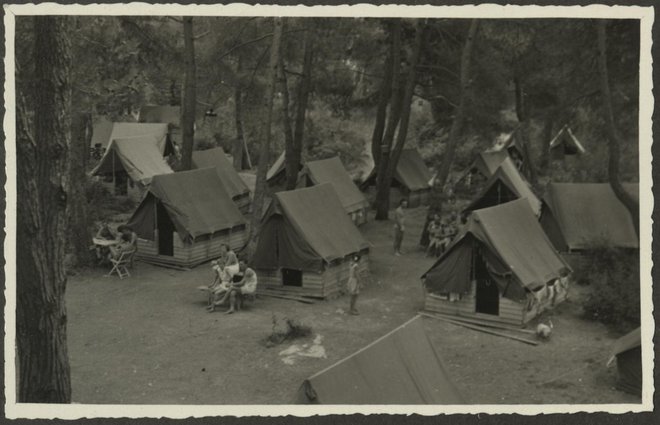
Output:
[
  {"xmin": 392, "ymin": 198, "xmax": 460, "ymax": 258},
  {"xmin": 94, "ymin": 222, "xmax": 138, "ymax": 264},
  {"xmin": 199, "ymin": 245, "xmax": 258, "ymax": 314}
]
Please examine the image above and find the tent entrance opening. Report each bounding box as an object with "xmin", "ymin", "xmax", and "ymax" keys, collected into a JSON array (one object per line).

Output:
[
  {"xmin": 282, "ymin": 268, "xmax": 303, "ymax": 287},
  {"xmin": 156, "ymin": 201, "xmax": 174, "ymax": 256},
  {"xmin": 474, "ymin": 252, "xmax": 499, "ymax": 315}
]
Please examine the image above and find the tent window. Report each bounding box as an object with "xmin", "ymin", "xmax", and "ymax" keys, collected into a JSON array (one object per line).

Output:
[{"xmin": 282, "ymin": 268, "xmax": 303, "ymax": 287}]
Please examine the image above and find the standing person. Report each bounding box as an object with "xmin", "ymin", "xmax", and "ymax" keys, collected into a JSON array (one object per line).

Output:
[
  {"xmin": 393, "ymin": 199, "xmax": 408, "ymax": 256},
  {"xmin": 347, "ymin": 255, "xmax": 361, "ymax": 315},
  {"xmin": 218, "ymin": 244, "xmax": 240, "ymax": 279},
  {"xmin": 426, "ymin": 215, "xmax": 443, "ymax": 257}
]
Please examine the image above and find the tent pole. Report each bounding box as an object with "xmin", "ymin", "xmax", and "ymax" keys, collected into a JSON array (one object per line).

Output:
[{"xmin": 112, "ymin": 149, "xmax": 116, "ymax": 195}]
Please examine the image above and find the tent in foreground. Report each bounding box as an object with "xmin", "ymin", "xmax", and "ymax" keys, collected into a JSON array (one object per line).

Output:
[
  {"xmin": 298, "ymin": 315, "xmax": 465, "ymax": 404},
  {"xmin": 91, "ymin": 136, "xmax": 174, "ymax": 191},
  {"xmin": 361, "ymin": 148, "xmax": 432, "ymax": 208},
  {"xmin": 298, "ymin": 156, "xmax": 369, "ymax": 225},
  {"xmin": 253, "ymin": 183, "xmax": 370, "ymax": 299},
  {"xmin": 540, "ymin": 183, "xmax": 638, "ymax": 252},
  {"xmin": 607, "ymin": 327, "xmax": 642, "ymax": 396},
  {"xmin": 192, "ymin": 147, "xmax": 251, "ymax": 214},
  {"xmin": 463, "ymin": 156, "xmax": 541, "ymax": 216},
  {"xmin": 423, "ymin": 199, "xmax": 571, "ymax": 325},
  {"xmin": 127, "ymin": 168, "xmax": 248, "ymax": 268}
]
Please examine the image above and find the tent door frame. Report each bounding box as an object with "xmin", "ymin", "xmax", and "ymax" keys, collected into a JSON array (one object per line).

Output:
[
  {"xmin": 156, "ymin": 201, "xmax": 175, "ymax": 256},
  {"xmin": 474, "ymin": 250, "xmax": 500, "ymax": 316}
]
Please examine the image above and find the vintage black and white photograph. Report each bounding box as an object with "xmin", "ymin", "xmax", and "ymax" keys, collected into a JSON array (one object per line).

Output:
[{"xmin": 3, "ymin": 3, "xmax": 654, "ymax": 418}]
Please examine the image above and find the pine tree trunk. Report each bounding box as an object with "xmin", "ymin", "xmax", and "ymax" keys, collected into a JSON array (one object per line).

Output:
[
  {"xmin": 385, "ymin": 21, "xmax": 425, "ymax": 191},
  {"xmin": 278, "ymin": 54, "xmax": 297, "ymax": 190},
  {"xmin": 513, "ymin": 76, "xmax": 537, "ymax": 184},
  {"xmin": 374, "ymin": 20, "xmax": 403, "ymax": 220},
  {"xmin": 16, "ymin": 16, "xmax": 72, "ymax": 403},
  {"xmin": 233, "ymin": 53, "xmax": 246, "ymax": 171},
  {"xmin": 370, "ymin": 34, "xmax": 393, "ymax": 170},
  {"xmin": 596, "ymin": 20, "xmax": 639, "ymax": 237},
  {"xmin": 430, "ymin": 19, "xmax": 480, "ymax": 215},
  {"xmin": 291, "ymin": 29, "xmax": 314, "ymax": 179},
  {"xmin": 248, "ymin": 18, "xmax": 284, "ymax": 254},
  {"xmin": 180, "ymin": 16, "xmax": 196, "ymax": 171},
  {"xmin": 539, "ymin": 111, "xmax": 555, "ymax": 175},
  {"xmin": 68, "ymin": 111, "xmax": 93, "ymax": 265}
]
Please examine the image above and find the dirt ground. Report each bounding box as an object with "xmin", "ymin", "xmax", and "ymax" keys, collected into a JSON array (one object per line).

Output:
[{"xmin": 66, "ymin": 206, "xmax": 640, "ymax": 405}]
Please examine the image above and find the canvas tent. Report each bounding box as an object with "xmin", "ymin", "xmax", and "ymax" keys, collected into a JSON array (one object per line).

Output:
[
  {"xmin": 455, "ymin": 150, "xmax": 509, "ymax": 187},
  {"xmin": 127, "ymin": 168, "xmax": 248, "ymax": 268},
  {"xmin": 253, "ymin": 183, "xmax": 370, "ymax": 298},
  {"xmin": 540, "ymin": 183, "xmax": 638, "ymax": 252},
  {"xmin": 139, "ymin": 105, "xmax": 181, "ymax": 145},
  {"xmin": 549, "ymin": 125, "xmax": 586, "ymax": 160},
  {"xmin": 463, "ymin": 156, "xmax": 541, "ymax": 216},
  {"xmin": 607, "ymin": 327, "xmax": 642, "ymax": 396},
  {"xmin": 91, "ymin": 136, "xmax": 174, "ymax": 188},
  {"xmin": 192, "ymin": 147, "xmax": 251, "ymax": 214},
  {"xmin": 298, "ymin": 157, "xmax": 369, "ymax": 225},
  {"xmin": 298, "ymin": 316, "xmax": 464, "ymax": 404},
  {"xmin": 266, "ymin": 151, "xmax": 292, "ymax": 192},
  {"xmin": 91, "ymin": 115, "xmax": 114, "ymax": 149},
  {"xmin": 103, "ymin": 122, "xmax": 175, "ymax": 156},
  {"xmin": 362, "ymin": 148, "xmax": 432, "ymax": 207},
  {"xmin": 423, "ymin": 199, "xmax": 571, "ymax": 325}
]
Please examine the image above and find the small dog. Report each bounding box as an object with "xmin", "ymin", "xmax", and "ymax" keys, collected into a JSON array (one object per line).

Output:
[{"xmin": 536, "ymin": 320, "xmax": 554, "ymax": 339}]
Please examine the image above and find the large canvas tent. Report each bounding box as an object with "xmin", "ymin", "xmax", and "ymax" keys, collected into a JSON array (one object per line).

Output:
[
  {"xmin": 298, "ymin": 157, "xmax": 369, "ymax": 225},
  {"xmin": 104, "ymin": 122, "xmax": 175, "ymax": 156},
  {"xmin": 540, "ymin": 183, "xmax": 639, "ymax": 252},
  {"xmin": 253, "ymin": 183, "xmax": 370, "ymax": 299},
  {"xmin": 127, "ymin": 168, "xmax": 248, "ymax": 268},
  {"xmin": 607, "ymin": 327, "xmax": 642, "ymax": 396},
  {"xmin": 362, "ymin": 148, "xmax": 432, "ymax": 207},
  {"xmin": 463, "ymin": 156, "xmax": 541, "ymax": 216},
  {"xmin": 298, "ymin": 316, "xmax": 464, "ymax": 404},
  {"xmin": 192, "ymin": 147, "xmax": 251, "ymax": 214},
  {"xmin": 423, "ymin": 199, "xmax": 571, "ymax": 325},
  {"xmin": 455, "ymin": 150, "xmax": 509, "ymax": 188},
  {"xmin": 91, "ymin": 136, "xmax": 174, "ymax": 189}
]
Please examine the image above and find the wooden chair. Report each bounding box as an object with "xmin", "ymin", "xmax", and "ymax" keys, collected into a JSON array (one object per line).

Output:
[{"xmin": 106, "ymin": 249, "xmax": 136, "ymax": 279}]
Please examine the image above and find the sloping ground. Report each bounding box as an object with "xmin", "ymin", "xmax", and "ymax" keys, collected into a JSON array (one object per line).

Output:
[{"xmin": 66, "ymin": 206, "xmax": 639, "ymax": 404}]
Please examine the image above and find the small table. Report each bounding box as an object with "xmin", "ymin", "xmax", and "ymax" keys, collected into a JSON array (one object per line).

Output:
[{"xmin": 93, "ymin": 237, "xmax": 119, "ymax": 247}]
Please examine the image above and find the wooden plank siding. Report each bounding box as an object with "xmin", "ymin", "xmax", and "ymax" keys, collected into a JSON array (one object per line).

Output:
[
  {"xmin": 424, "ymin": 278, "xmax": 568, "ymax": 326},
  {"xmin": 257, "ymin": 256, "xmax": 370, "ymax": 299},
  {"xmin": 347, "ymin": 206, "xmax": 369, "ymax": 226},
  {"xmin": 135, "ymin": 226, "xmax": 248, "ymax": 268}
]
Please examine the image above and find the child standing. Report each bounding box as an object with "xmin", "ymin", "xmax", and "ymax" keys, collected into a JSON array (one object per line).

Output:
[{"xmin": 347, "ymin": 255, "xmax": 361, "ymax": 315}]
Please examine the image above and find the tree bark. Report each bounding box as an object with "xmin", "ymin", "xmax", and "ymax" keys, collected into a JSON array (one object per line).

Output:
[
  {"xmin": 374, "ymin": 20, "xmax": 403, "ymax": 220},
  {"xmin": 233, "ymin": 52, "xmax": 247, "ymax": 171},
  {"xmin": 16, "ymin": 16, "xmax": 72, "ymax": 403},
  {"xmin": 68, "ymin": 111, "xmax": 93, "ymax": 265},
  {"xmin": 370, "ymin": 31, "xmax": 393, "ymax": 170},
  {"xmin": 291, "ymin": 29, "xmax": 314, "ymax": 182},
  {"xmin": 596, "ymin": 21, "xmax": 639, "ymax": 236},
  {"xmin": 513, "ymin": 76, "xmax": 537, "ymax": 184},
  {"xmin": 248, "ymin": 18, "xmax": 284, "ymax": 253},
  {"xmin": 180, "ymin": 16, "xmax": 196, "ymax": 170},
  {"xmin": 430, "ymin": 19, "xmax": 480, "ymax": 215},
  {"xmin": 387, "ymin": 21, "xmax": 425, "ymax": 190},
  {"xmin": 278, "ymin": 55, "xmax": 297, "ymax": 190}
]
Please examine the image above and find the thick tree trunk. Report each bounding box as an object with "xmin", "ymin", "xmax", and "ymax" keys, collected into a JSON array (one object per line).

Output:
[
  {"xmin": 596, "ymin": 21, "xmax": 639, "ymax": 236},
  {"xmin": 374, "ymin": 20, "xmax": 403, "ymax": 220},
  {"xmin": 16, "ymin": 16, "xmax": 72, "ymax": 403},
  {"xmin": 180, "ymin": 17, "xmax": 196, "ymax": 171},
  {"xmin": 291, "ymin": 29, "xmax": 314, "ymax": 180},
  {"xmin": 539, "ymin": 111, "xmax": 555, "ymax": 175},
  {"xmin": 386, "ymin": 21, "xmax": 425, "ymax": 190},
  {"xmin": 430, "ymin": 19, "xmax": 480, "ymax": 215},
  {"xmin": 233, "ymin": 53, "xmax": 246, "ymax": 171},
  {"xmin": 248, "ymin": 18, "xmax": 284, "ymax": 253},
  {"xmin": 278, "ymin": 55, "xmax": 297, "ymax": 190},
  {"xmin": 68, "ymin": 111, "xmax": 93, "ymax": 265},
  {"xmin": 370, "ymin": 38, "xmax": 393, "ymax": 170}
]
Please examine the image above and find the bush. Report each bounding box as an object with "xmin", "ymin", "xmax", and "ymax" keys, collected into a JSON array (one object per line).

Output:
[{"xmin": 580, "ymin": 245, "xmax": 640, "ymax": 329}]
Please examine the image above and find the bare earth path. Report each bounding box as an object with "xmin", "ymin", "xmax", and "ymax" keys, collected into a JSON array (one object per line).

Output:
[{"xmin": 66, "ymin": 206, "xmax": 639, "ymax": 404}]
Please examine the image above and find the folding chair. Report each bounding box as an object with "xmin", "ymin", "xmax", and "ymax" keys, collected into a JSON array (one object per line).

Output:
[{"xmin": 106, "ymin": 249, "xmax": 135, "ymax": 279}]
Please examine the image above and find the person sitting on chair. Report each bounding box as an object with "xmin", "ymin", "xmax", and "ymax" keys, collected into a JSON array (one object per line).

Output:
[
  {"xmin": 212, "ymin": 262, "xmax": 257, "ymax": 314},
  {"xmin": 109, "ymin": 224, "xmax": 137, "ymax": 261},
  {"xmin": 199, "ymin": 261, "xmax": 230, "ymax": 309},
  {"xmin": 425, "ymin": 215, "xmax": 443, "ymax": 257},
  {"xmin": 94, "ymin": 221, "xmax": 116, "ymax": 263}
]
